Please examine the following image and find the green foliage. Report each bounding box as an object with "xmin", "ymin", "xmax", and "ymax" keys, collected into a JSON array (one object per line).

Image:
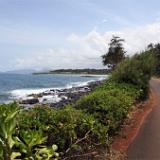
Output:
[
  {"xmin": 147, "ymin": 43, "xmax": 160, "ymax": 76},
  {"xmin": 18, "ymin": 106, "xmax": 54, "ymax": 131},
  {"xmin": 15, "ymin": 130, "xmax": 59, "ymax": 160},
  {"xmin": 18, "ymin": 106, "xmax": 108, "ymax": 154},
  {"xmin": 0, "ymin": 102, "xmax": 20, "ymax": 160},
  {"xmin": 76, "ymin": 82, "xmax": 139, "ymax": 133},
  {"xmin": 50, "ymin": 106, "xmax": 108, "ymax": 150},
  {"xmin": 0, "ymin": 103, "xmax": 59, "ymax": 160},
  {"xmin": 111, "ymin": 51, "xmax": 155, "ymax": 98},
  {"xmin": 96, "ymin": 81, "xmax": 142, "ymax": 99},
  {"xmin": 102, "ymin": 36, "xmax": 126, "ymax": 69}
]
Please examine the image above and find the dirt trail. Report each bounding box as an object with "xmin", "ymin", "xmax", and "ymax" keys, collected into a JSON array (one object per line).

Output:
[{"xmin": 127, "ymin": 79, "xmax": 160, "ymax": 160}]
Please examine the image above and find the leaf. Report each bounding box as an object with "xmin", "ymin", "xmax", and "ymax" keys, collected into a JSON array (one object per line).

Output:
[
  {"xmin": 35, "ymin": 144, "xmax": 59, "ymax": 160},
  {"xmin": 11, "ymin": 152, "xmax": 21, "ymax": 160}
]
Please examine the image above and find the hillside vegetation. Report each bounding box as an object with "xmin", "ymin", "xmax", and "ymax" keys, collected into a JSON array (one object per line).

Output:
[
  {"xmin": 33, "ymin": 69, "xmax": 110, "ymax": 75},
  {"xmin": 0, "ymin": 50, "xmax": 155, "ymax": 159}
]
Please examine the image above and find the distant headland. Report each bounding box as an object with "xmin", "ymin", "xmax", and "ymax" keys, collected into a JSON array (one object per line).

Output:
[{"xmin": 33, "ymin": 68, "xmax": 111, "ymax": 75}]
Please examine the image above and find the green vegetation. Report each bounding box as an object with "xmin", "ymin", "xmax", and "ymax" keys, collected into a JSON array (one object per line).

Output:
[
  {"xmin": 0, "ymin": 45, "xmax": 156, "ymax": 159},
  {"xmin": 111, "ymin": 51, "xmax": 155, "ymax": 98},
  {"xmin": 76, "ymin": 81, "xmax": 141, "ymax": 133},
  {"xmin": 18, "ymin": 106, "xmax": 108, "ymax": 154},
  {"xmin": 147, "ymin": 43, "xmax": 160, "ymax": 76},
  {"xmin": 102, "ymin": 36, "xmax": 126, "ymax": 69},
  {"xmin": 0, "ymin": 103, "xmax": 59, "ymax": 160},
  {"xmin": 33, "ymin": 69, "xmax": 110, "ymax": 75}
]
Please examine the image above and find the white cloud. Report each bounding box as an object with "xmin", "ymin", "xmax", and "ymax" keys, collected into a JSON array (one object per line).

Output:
[{"xmin": 14, "ymin": 22, "xmax": 160, "ymax": 70}]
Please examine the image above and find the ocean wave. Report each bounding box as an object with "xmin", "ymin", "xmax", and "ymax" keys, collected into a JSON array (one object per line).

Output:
[
  {"xmin": 9, "ymin": 88, "xmax": 52, "ymax": 99},
  {"xmin": 65, "ymin": 80, "xmax": 94, "ymax": 88},
  {"xmin": 9, "ymin": 76, "xmax": 107, "ymax": 100},
  {"xmin": 38, "ymin": 95, "xmax": 63, "ymax": 104},
  {"xmin": 66, "ymin": 76, "xmax": 107, "ymax": 88}
]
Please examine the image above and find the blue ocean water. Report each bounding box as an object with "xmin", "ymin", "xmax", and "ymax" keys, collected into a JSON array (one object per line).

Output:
[{"xmin": 0, "ymin": 73, "xmax": 105, "ymax": 103}]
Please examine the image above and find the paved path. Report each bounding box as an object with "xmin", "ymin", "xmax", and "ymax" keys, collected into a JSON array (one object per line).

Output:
[{"xmin": 127, "ymin": 79, "xmax": 160, "ymax": 160}]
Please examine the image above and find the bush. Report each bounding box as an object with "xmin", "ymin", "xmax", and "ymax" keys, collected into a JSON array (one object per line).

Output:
[
  {"xmin": 0, "ymin": 103, "xmax": 20, "ymax": 160},
  {"xmin": 96, "ymin": 81, "xmax": 142, "ymax": 99},
  {"xmin": 0, "ymin": 103, "xmax": 59, "ymax": 160},
  {"xmin": 18, "ymin": 106, "xmax": 109, "ymax": 155},
  {"xmin": 18, "ymin": 105, "xmax": 54, "ymax": 131},
  {"xmin": 76, "ymin": 82, "xmax": 140, "ymax": 134},
  {"xmin": 111, "ymin": 51, "xmax": 155, "ymax": 98}
]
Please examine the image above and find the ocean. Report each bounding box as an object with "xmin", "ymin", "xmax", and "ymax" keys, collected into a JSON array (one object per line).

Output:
[{"xmin": 0, "ymin": 73, "xmax": 106, "ymax": 103}]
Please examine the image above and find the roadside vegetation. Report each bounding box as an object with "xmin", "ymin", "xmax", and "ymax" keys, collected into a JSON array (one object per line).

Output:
[{"xmin": 0, "ymin": 37, "xmax": 157, "ymax": 159}]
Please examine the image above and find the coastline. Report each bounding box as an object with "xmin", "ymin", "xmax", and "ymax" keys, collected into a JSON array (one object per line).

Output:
[
  {"xmin": 18, "ymin": 79, "xmax": 106, "ymax": 108},
  {"xmin": 33, "ymin": 72, "xmax": 109, "ymax": 77},
  {"xmin": 0, "ymin": 73, "xmax": 107, "ymax": 105},
  {"xmin": 32, "ymin": 69, "xmax": 110, "ymax": 75}
]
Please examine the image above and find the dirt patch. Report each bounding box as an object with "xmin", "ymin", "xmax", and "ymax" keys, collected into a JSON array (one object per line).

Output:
[{"xmin": 111, "ymin": 87, "xmax": 157, "ymax": 155}]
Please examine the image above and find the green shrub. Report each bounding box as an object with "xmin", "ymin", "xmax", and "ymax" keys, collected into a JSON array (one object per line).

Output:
[
  {"xmin": 111, "ymin": 51, "xmax": 155, "ymax": 98},
  {"xmin": 0, "ymin": 103, "xmax": 20, "ymax": 160},
  {"xmin": 18, "ymin": 106, "xmax": 108, "ymax": 155},
  {"xmin": 15, "ymin": 130, "xmax": 59, "ymax": 160},
  {"xmin": 18, "ymin": 105, "xmax": 54, "ymax": 131},
  {"xmin": 0, "ymin": 103, "xmax": 59, "ymax": 160},
  {"xmin": 47, "ymin": 106, "xmax": 108, "ymax": 152},
  {"xmin": 76, "ymin": 82, "xmax": 139, "ymax": 134},
  {"xmin": 96, "ymin": 81, "xmax": 142, "ymax": 99}
]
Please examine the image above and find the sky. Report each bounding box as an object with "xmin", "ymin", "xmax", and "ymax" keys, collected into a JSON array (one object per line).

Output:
[{"xmin": 1, "ymin": 0, "xmax": 160, "ymax": 71}]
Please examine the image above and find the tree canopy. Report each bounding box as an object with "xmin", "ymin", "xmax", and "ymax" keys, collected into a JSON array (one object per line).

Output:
[
  {"xmin": 102, "ymin": 36, "xmax": 126, "ymax": 69},
  {"xmin": 147, "ymin": 43, "xmax": 160, "ymax": 75}
]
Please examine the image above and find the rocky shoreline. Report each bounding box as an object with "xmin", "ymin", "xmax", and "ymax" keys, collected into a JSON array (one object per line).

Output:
[{"xmin": 19, "ymin": 80, "xmax": 105, "ymax": 108}]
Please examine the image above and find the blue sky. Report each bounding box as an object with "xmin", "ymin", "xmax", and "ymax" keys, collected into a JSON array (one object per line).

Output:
[{"xmin": 1, "ymin": 0, "xmax": 160, "ymax": 71}]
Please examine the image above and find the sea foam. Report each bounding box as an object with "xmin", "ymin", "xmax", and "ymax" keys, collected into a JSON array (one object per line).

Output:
[{"xmin": 9, "ymin": 76, "xmax": 107, "ymax": 101}]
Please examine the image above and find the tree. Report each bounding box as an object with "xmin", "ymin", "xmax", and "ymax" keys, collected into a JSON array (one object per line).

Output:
[
  {"xmin": 111, "ymin": 50, "xmax": 156, "ymax": 99},
  {"xmin": 102, "ymin": 36, "xmax": 126, "ymax": 70},
  {"xmin": 147, "ymin": 43, "xmax": 154, "ymax": 50},
  {"xmin": 147, "ymin": 43, "xmax": 160, "ymax": 75}
]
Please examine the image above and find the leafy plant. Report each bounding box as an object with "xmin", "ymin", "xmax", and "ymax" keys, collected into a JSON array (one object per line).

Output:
[
  {"xmin": 0, "ymin": 102, "xmax": 21, "ymax": 160},
  {"xmin": 76, "ymin": 87, "xmax": 134, "ymax": 133},
  {"xmin": 18, "ymin": 106, "xmax": 108, "ymax": 155},
  {"xmin": 0, "ymin": 103, "xmax": 59, "ymax": 160},
  {"xmin": 44, "ymin": 106, "xmax": 108, "ymax": 154},
  {"xmin": 15, "ymin": 130, "xmax": 59, "ymax": 160},
  {"xmin": 17, "ymin": 106, "xmax": 54, "ymax": 131},
  {"xmin": 111, "ymin": 51, "xmax": 155, "ymax": 98}
]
